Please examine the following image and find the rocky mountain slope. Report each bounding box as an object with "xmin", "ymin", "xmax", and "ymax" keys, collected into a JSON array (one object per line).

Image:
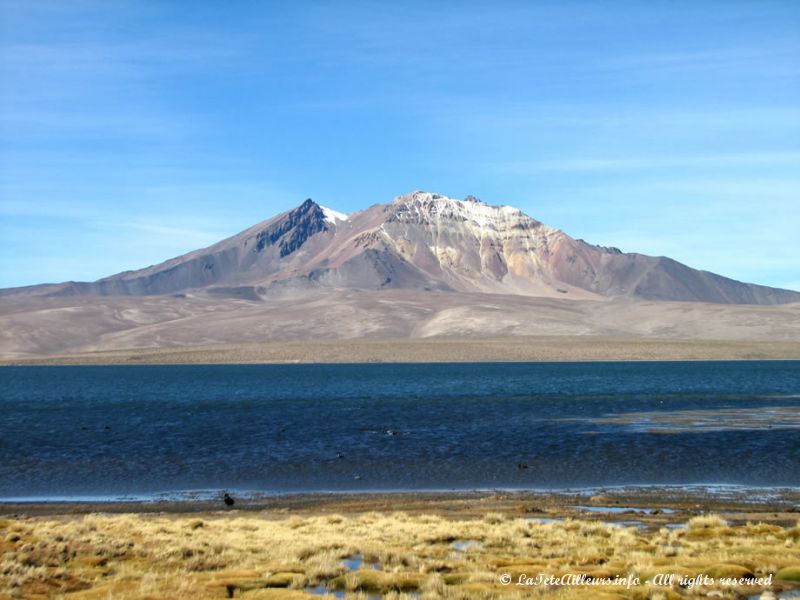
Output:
[{"xmin": 4, "ymin": 191, "xmax": 799, "ymax": 304}]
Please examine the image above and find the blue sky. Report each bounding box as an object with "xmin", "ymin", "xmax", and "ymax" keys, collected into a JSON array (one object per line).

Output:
[{"xmin": 1, "ymin": 0, "xmax": 798, "ymax": 290}]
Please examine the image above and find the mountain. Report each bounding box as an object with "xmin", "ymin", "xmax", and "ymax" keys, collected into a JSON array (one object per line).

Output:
[
  {"xmin": 2, "ymin": 191, "xmax": 799, "ymax": 359},
  {"xmin": 5, "ymin": 191, "xmax": 799, "ymax": 304}
]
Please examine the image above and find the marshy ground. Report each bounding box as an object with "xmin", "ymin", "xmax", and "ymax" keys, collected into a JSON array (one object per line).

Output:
[{"xmin": 2, "ymin": 490, "xmax": 800, "ymax": 599}]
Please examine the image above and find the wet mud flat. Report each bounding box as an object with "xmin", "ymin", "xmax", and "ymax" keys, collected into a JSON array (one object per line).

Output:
[{"xmin": 3, "ymin": 485, "xmax": 799, "ymax": 525}]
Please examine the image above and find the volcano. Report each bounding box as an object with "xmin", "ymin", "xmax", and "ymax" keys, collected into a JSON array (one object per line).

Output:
[{"xmin": 2, "ymin": 191, "xmax": 798, "ymax": 359}]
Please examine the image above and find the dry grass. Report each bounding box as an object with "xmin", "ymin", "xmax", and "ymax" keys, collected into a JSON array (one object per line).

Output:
[{"xmin": 1, "ymin": 511, "xmax": 799, "ymax": 599}]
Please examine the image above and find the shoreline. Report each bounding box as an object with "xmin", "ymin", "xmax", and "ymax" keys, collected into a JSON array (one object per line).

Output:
[
  {"xmin": 3, "ymin": 486, "xmax": 799, "ymax": 518},
  {"xmin": 4, "ymin": 335, "xmax": 800, "ymax": 365}
]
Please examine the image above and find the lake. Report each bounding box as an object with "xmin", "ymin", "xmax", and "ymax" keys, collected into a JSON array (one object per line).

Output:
[{"xmin": 1, "ymin": 361, "xmax": 798, "ymax": 500}]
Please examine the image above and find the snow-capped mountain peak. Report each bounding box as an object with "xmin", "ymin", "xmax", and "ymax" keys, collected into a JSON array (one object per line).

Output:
[
  {"xmin": 321, "ymin": 206, "xmax": 348, "ymax": 224},
  {"xmin": 391, "ymin": 190, "xmax": 545, "ymax": 232}
]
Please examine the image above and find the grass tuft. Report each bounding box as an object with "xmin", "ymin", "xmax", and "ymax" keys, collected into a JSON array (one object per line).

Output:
[{"xmin": 0, "ymin": 509, "xmax": 796, "ymax": 599}]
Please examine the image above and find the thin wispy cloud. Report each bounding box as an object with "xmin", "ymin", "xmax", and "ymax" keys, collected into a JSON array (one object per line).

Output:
[
  {"xmin": 511, "ymin": 153, "xmax": 800, "ymax": 172},
  {"xmin": 599, "ymin": 43, "xmax": 800, "ymax": 73}
]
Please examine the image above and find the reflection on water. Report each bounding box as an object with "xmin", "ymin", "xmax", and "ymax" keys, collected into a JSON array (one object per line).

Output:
[
  {"xmin": 590, "ymin": 406, "xmax": 800, "ymax": 433},
  {"xmin": 571, "ymin": 505, "xmax": 677, "ymax": 514},
  {"xmin": 0, "ymin": 361, "xmax": 798, "ymax": 497},
  {"xmin": 304, "ymin": 585, "xmax": 346, "ymax": 598},
  {"xmin": 452, "ymin": 540, "xmax": 483, "ymax": 552},
  {"xmin": 526, "ymin": 517, "xmax": 563, "ymax": 523},
  {"xmin": 342, "ymin": 555, "xmax": 381, "ymax": 571},
  {"xmin": 606, "ymin": 520, "xmax": 647, "ymax": 529}
]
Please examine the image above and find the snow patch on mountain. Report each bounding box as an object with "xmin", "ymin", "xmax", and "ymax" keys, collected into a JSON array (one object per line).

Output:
[
  {"xmin": 393, "ymin": 191, "xmax": 555, "ymax": 234},
  {"xmin": 321, "ymin": 206, "xmax": 348, "ymax": 224}
]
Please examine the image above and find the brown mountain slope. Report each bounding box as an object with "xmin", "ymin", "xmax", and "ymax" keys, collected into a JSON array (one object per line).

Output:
[{"xmin": 3, "ymin": 191, "xmax": 798, "ymax": 305}]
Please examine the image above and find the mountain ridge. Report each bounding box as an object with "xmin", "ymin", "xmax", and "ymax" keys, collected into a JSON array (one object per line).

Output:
[
  {"xmin": 3, "ymin": 191, "xmax": 799, "ymax": 359},
  {"xmin": 3, "ymin": 191, "xmax": 798, "ymax": 305}
]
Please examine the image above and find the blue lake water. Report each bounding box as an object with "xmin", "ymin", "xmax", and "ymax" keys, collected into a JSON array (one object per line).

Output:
[{"xmin": 0, "ymin": 361, "xmax": 798, "ymax": 499}]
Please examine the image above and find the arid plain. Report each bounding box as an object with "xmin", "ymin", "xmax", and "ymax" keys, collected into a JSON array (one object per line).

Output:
[{"xmin": 2, "ymin": 290, "xmax": 800, "ymax": 363}]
